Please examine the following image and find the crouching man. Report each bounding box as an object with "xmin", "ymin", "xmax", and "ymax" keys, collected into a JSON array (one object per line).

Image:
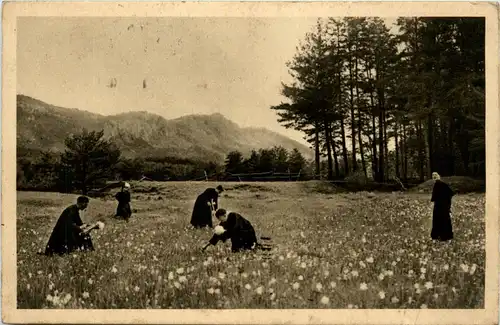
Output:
[
  {"xmin": 43, "ymin": 196, "xmax": 95, "ymax": 256},
  {"xmin": 202, "ymin": 209, "xmax": 271, "ymax": 253}
]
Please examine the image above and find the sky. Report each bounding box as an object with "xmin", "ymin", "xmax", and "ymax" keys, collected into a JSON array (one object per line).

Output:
[{"xmin": 17, "ymin": 17, "xmax": 398, "ymax": 146}]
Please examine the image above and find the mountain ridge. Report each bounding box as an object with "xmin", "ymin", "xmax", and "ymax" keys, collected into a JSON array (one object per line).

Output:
[{"xmin": 16, "ymin": 94, "xmax": 313, "ymax": 163}]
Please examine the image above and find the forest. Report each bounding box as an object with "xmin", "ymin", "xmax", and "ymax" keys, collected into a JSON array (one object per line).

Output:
[
  {"xmin": 271, "ymin": 17, "xmax": 485, "ymax": 182},
  {"xmin": 16, "ymin": 129, "xmax": 312, "ymax": 193},
  {"xmin": 16, "ymin": 17, "xmax": 485, "ymax": 194}
]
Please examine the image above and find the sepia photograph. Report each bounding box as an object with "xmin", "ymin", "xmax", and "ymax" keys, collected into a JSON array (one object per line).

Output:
[{"xmin": 2, "ymin": 1, "xmax": 499, "ymax": 324}]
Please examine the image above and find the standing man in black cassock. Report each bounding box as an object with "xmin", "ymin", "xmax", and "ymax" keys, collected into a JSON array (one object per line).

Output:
[
  {"xmin": 202, "ymin": 209, "xmax": 260, "ymax": 253},
  {"xmin": 190, "ymin": 185, "xmax": 224, "ymax": 228},
  {"xmin": 43, "ymin": 196, "xmax": 94, "ymax": 256},
  {"xmin": 115, "ymin": 182, "xmax": 132, "ymax": 222},
  {"xmin": 430, "ymin": 172, "xmax": 455, "ymax": 241}
]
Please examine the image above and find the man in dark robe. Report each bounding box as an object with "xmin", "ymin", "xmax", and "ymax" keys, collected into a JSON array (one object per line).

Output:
[
  {"xmin": 43, "ymin": 196, "xmax": 95, "ymax": 256},
  {"xmin": 190, "ymin": 185, "xmax": 224, "ymax": 228},
  {"xmin": 430, "ymin": 172, "xmax": 455, "ymax": 241},
  {"xmin": 115, "ymin": 182, "xmax": 132, "ymax": 222},
  {"xmin": 203, "ymin": 209, "xmax": 268, "ymax": 253}
]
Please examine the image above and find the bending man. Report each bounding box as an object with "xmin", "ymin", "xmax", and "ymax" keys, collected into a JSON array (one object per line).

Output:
[
  {"xmin": 43, "ymin": 196, "xmax": 95, "ymax": 256},
  {"xmin": 203, "ymin": 209, "xmax": 271, "ymax": 253}
]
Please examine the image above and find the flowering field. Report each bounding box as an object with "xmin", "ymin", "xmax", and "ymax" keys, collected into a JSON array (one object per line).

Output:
[{"xmin": 16, "ymin": 181, "xmax": 485, "ymax": 309}]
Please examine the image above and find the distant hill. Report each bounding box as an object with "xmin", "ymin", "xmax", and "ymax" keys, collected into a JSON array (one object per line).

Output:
[{"xmin": 17, "ymin": 95, "xmax": 313, "ymax": 163}]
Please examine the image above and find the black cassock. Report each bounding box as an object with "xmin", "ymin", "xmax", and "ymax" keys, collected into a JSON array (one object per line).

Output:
[
  {"xmin": 44, "ymin": 205, "xmax": 94, "ymax": 256},
  {"xmin": 209, "ymin": 212, "xmax": 258, "ymax": 252},
  {"xmin": 115, "ymin": 191, "xmax": 132, "ymax": 220},
  {"xmin": 431, "ymin": 179, "xmax": 455, "ymax": 241},
  {"xmin": 190, "ymin": 188, "xmax": 219, "ymax": 228}
]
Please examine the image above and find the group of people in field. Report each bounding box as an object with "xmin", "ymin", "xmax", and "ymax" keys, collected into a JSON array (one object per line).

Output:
[
  {"xmin": 40, "ymin": 171, "xmax": 455, "ymax": 257},
  {"xmin": 41, "ymin": 182, "xmax": 134, "ymax": 256},
  {"xmin": 41, "ymin": 182, "xmax": 271, "ymax": 256},
  {"xmin": 189, "ymin": 185, "xmax": 271, "ymax": 252}
]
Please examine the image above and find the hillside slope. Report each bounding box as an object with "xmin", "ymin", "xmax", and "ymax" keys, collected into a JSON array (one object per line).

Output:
[{"xmin": 17, "ymin": 95, "xmax": 313, "ymax": 163}]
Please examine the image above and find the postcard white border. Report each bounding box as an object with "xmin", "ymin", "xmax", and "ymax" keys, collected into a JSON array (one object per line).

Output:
[{"xmin": 2, "ymin": 1, "xmax": 499, "ymax": 324}]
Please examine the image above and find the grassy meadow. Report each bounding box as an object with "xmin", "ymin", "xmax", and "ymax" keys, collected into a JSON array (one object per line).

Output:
[{"xmin": 16, "ymin": 181, "xmax": 485, "ymax": 309}]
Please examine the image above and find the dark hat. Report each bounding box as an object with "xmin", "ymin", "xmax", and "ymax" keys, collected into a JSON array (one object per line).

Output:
[
  {"xmin": 215, "ymin": 208, "xmax": 227, "ymax": 218},
  {"xmin": 77, "ymin": 196, "xmax": 90, "ymax": 204}
]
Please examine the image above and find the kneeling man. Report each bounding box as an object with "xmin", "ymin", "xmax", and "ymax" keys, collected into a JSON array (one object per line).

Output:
[
  {"xmin": 43, "ymin": 196, "xmax": 95, "ymax": 256},
  {"xmin": 203, "ymin": 209, "xmax": 270, "ymax": 253}
]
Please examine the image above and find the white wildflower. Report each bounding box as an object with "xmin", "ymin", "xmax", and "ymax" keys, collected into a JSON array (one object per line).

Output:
[{"xmin": 214, "ymin": 225, "xmax": 225, "ymax": 236}]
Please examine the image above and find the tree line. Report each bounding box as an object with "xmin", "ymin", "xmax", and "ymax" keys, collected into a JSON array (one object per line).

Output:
[
  {"xmin": 224, "ymin": 147, "xmax": 307, "ymax": 175},
  {"xmin": 271, "ymin": 17, "xmax": 485, "ymax": 182},
  {"xmin": 17, "ymin": 17, "xmax": 485, "ymax": 193},
  {"xmin": 16, "ymin": 129, "xmax": 312, "ymax": 194}
]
